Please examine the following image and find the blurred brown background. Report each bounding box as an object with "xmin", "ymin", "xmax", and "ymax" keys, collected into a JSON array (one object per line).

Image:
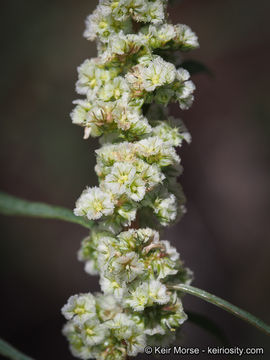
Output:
[{"xmin": 0, "ymin": 0, "xmax": 270, "ymax": 359}]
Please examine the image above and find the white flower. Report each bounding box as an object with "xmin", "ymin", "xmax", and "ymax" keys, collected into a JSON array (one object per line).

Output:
[
  {"xmin": 125, "ymin": 283, "xmax": 149, "ymax": 311},
  {"xmin": 61, "ymin": 293, "xmax": 96, "ymax": 323},
  {"xmin": 141, "ymin": 57, "xmax": 176, "ymax": 92},
  {"xmin": 106, "ymin": 32, "xmax": 146, "ymax": 59},
  {"xmin": 70, "ymin": 99, "xmax": 92, "ymax": 126},
  {"xmin": 127, "ymin": 176, "xmax": 146, "ymax": 201},
  {"xmin": 141, "ymin": 163, "xmax": 165, "ymax": 187},
  {"xmin": 100, "ymin": 76, "xmax": 129, "ymax": 101},
  {"xmin": 136, "ymin": 136, "xmax": 163, "ymax": 157},
  {"xmin": 97, "ymin": 235, "xmax": 117, "ymax": 265},
  {"xmin": 100, "ymin": 0, "xmax": 129, "ymax": 22},
  {"xmin": 84, "ymin": 260, "xmax": 99, "ymax": 276},
  {"xmin": 152, "ymin": 118, "xmax": 191, "ymax": 147},
  {"xmin": 156, "ymin": 23, "xmax": 175, "ymax": 42},
  {"xmin": 136, "ymin": 136, "xmax": 180, "ymax": 167},
  {"xmin": 141, "ymin": 24, "xmax": 175, "ymax": 49},
  {"xmin": 76, "ymin": 59, "xmax": 102, "ymax": 96},
  {"xmin": 100, "ymin": 276, "xmax": 127, "ymax": 301},
  {"xmin": 105, "ymin": 313, "xmax": 134, "ymax": 339},
  {"xmin": 160, "ymin": 299, "xmax": 188, "ymax": 330},
  {"xmin": 174, "ymin": 24, "xmax": 199, "ymax": 50},
  {"xmin": 110, "ymin": 251, "xmax": 144, "ymax": 282},
  {"xmin": 176, "ymin": 68, "xmax": 190, "ymax": 82},
  {"xmin": 126, "ymin": 279, "xmax": 170, "ymax": 310},
  {"xmin": 148, "ymin": 279, "xmax": 170, "ymax": 305},
  {"xmin": 124, "ymin": 0, "xmax": 147, "ymax": 22},
  {"xmin": 126, "ymin": 331, "xmax": 146, "ymax": 356},
  {"xmin": 136, "ymin": 0, "xmax": 165, "ymax": 24},
  {"xmin": 153, "ymin": 193, "xmax": 178, "ymax": 225},
  {"xmin": 161, "ymin": 240, "xmax": 180, "ymax": 261},
  {"xmin": 105, "ymin": 162, "xmax": 136, "ymax": 194},
  {"xmin": 81, "ymin": 318, "xmax": 107, "ymax": 346},
  {"xmin": 62, "ymin": 322, "xmax": 96, "ymax": 360},
  {"xmin": 95, "ymin": 293, "xmax": 121, "ymax": 321},
  {"xmin": 74, "ymin": 186, "xmax": 114, "ymax": 220},
  {"xmin": 83, "ymin": 6, "xmax": 115, "ymax": 43}
]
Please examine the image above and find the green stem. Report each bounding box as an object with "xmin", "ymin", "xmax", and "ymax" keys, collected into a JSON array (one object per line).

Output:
[
  {"xmin": 172, "ymin": 284, "xmax": 270, "ymax": 336},
  {"xmin": 0, "ymin": 338, "xmax": 34, "ymax": 360}
]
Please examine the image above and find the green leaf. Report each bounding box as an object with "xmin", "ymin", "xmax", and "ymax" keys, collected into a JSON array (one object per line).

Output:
[
  {"xmin": 172, "ymin": 284, "xmax": 270, "ymax": 336},
  {"xmin": 0, "ymin": 192, "xmax": 93, "ymax": 229},
  {"xmin": 186, "ymin": 311, "xmax": 228, "ymax": 345},
  {"xmin": 181, "ymin": 60, "xmax": 213, "ymax": 77},
  {"xmin": 0, "ymin": 337, "xmax": 34, "ymax": 360}
]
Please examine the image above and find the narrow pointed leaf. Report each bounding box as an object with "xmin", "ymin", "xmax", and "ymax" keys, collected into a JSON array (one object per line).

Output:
[
  {"xmin": 0, "ymin": 338, "xmax": 34, "ymax": 360},
  {"xmin": 173, "ymin": 284, "xmax": 270, "ymax": 336},
  {"xmin": 0, "ymin": 192, "xmax": 93, "ymax": 229}
]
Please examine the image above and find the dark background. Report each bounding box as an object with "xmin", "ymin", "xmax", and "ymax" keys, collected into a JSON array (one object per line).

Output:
[{"xmin": 0, "ymin": 0, "xmax": 270, "ymax": 359}]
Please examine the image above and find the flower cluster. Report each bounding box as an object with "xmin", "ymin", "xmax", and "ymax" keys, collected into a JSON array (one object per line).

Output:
[{"xmin": 63, "ymin": 0, "xmax": 199, "ymax": 359}]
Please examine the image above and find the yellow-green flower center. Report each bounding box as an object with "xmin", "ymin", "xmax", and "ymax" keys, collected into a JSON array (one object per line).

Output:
[
  {"xmin": 74, "ymin": 306, "xmax": 86, "ymax": 315},
  {"xmin": 93, "ymin": 200, "xmax": 103, "ymax": 212},
  {"xmin": 99, "ymin": 21, "xmax": 108, "ymax": 29},
  {"xmin": 111, "ymin": 2, "xmax": 119, "ymax": 9},
  {"xmin": 152, "ymin": 74, "xmax": 160, "ymax": 85},
  {"xmin": 86, "ymin": 328, "xmax": 94, "ymax": 336},
  {"xmin": 118, "ymin": 175, "xmax": 129, "ymax": 184}
]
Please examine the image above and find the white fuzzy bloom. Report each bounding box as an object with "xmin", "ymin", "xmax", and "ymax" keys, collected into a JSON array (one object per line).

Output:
[
  {"xmin": 100, "ymin": 0, "xmax": 129, "ymax": 22},
  {"xmin": 123, "ymin": 0, "xmax": 147, "ymax": 22},
  {"xmin": 153, "ymin": 193, "xmax": 178, "ymax": 225},
  {"xmin": 105, "ymin": 162, "xmax": 136, "ymax": 194},
  {"xmin": 136, "ymin": 136, "xmax": 180, "ymax": 166},
  {"xmin": 61, "ymin": 293, "xmax": 96, "ymax": 323},
  {"xmin": 126, "ymin": 331, "xmax": 146, "ymax": 356},
  {"xmin": 81, "ymin": 318, "xmax": 108, "ymax": 346},
  {"xmin": 136, "ymin": 136, "xmax": 164, "ymax": 156},
  {"xmin": 141, "ymin": 57, "xmax": 176, "ymax": 92},
  {"xmin": 84, "ymin": 260, "xmax": 99, "ymax": 276},
  {"xmin": 142, "ymin": 163, "xmax": 165, "ymax": 187},
  {"xmin": 148, "ymin": 279, "xmax": 170, "ymax": 305},
  {"xmin": 174, "ymin": 24, "xmax": 199, "ymax": 49},
  {"xmin": 126, "ymin": 176, "xmax": 146, "ymax": 201},
  {"xmin": 95, "ymin": 293, "xmax": 121, "ymax": 321},
  {"xmin": 100, "ymin": 276, "xmax": 127, "ymax": 301},
  {"xmin": 176, "ymin": 68, "xmax": 190, "ymax": 82},
  {"xmin": 99, "ymin": 76, "xmax": 129, "ymax": 101},
  {"xmin": 126, "ymin": 279, "xmax": 170, "ymax": 310},
  {"xmin": 62, "ymin": 322, "xmax": 97, "ymax": 360},
  {"xmin": 156, "ymin": 23, "xmax": 175, "ymax": 42},
  {"xmin": 137, "ymin": 0, "xmax": 165, "ymax": 24},
  {"xmin": 161, "ymin": 240, "xmax": 180, "ymax": 261},
  {"xmin": 70, "ymin": 99, "xmax": 92, "ymax": 126},
  {"xmin": 84, "ymin": 6, "xmax": 117, "ymax": 43},
  {"xmin": 74, "ymin": 186, "xmax": 114, "ymax": 220},
  {"xmin": 110, "ymin": 251, "xmax": 145, "ymax": 282},
  {"xmin": 125, "ymin": 283, "xmax": 149, "ymax": 311},
  {"xmin": 76, "ymin": 62, "xmax": 97, "ymax": 96},
  {"xmin": 97, "ymin": 235, "xmax": 117, "ymax": 265},
  {"xmin": 105, "ymin": 313, "xmax": 134, "ymax": 339}
]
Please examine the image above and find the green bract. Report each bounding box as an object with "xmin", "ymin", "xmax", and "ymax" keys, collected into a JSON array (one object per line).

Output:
[{"xmin": 63, "ymin": 0, "xmax": 199, "ymax": 358}]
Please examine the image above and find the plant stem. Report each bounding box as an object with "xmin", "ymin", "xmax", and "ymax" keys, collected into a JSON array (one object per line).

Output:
[
  {"xmin": 0, "ymin": 337, "xmax": 34, "ymax": 360},
  {"xmin": 171, "ymin": 284, "xmax": 270, "ymax": 336}
]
